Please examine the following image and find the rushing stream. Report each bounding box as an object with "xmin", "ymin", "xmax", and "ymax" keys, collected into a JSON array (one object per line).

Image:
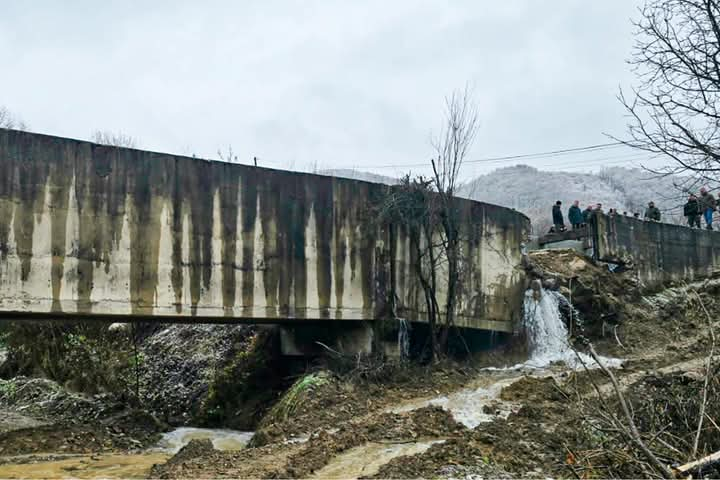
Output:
[
  {"xmin": 154, "ymin": 427, "xmax": 254, "ymax": 453},
  {"xmin": 387, "ymin": 287, "xmax": 624, "ymax": 430},
  {"xmin": 522, "ymin": 288, "xmax": 622, "ymax": 369}
]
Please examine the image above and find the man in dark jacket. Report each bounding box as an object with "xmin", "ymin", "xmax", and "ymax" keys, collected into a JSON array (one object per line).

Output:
[
  {"xmin": 552, "ymin": 201, "xmax": 565, "ymax": 231},
  {"xmin": 582, "ymin": 205, "xmax": 594, "ymax": 223},
  {"xmin": 568, "ymin": 200, "xmax": 583, "ymax": 229},
  {"xmin": 644, "ymin": 201, "xmax": 661, "ymax": 222},
  {"xmin": 684, "ymin": 194, "xmax": 701, "ymax": 228},
  {"xmin": 699, "ymin": 187, "xmax": 717, "ymax": 230}
]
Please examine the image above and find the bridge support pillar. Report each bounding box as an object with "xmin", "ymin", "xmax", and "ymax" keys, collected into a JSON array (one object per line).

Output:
[{"xmin": 279, "ymin": 322, "xmax": 375, "ymax": 356}]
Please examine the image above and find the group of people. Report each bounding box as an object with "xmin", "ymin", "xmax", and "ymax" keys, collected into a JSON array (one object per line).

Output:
[
  {"xmin": 550, "ymin": 200, "xmax": 664, "ymax": 233},
  {"xmin": 551, "ymin": 200, "xmax": 605, "ymax": 232},
  {"xmin": 550, "ymin": 188, "xmax": 718, "ymax": 233},
  {"xmin": 683, "ymin": 187, "xmax": 717, "ymax": 230}
]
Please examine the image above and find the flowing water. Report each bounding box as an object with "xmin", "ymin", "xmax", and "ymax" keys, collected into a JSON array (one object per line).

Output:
[
  {"xmin": 0, "ymin": 288, "xmax": 621, "ymax": 479},
  {"xmin": 309, "ymin": 440, "xmax": 445, "ymax": 479},
  {"xmin": 0, "ymin": 427, "xmax": 253, "ymax": 479},
  {"xmin": 390, "ymin": 287, "xmax": 623, "ymax": 429},
  {"xmin": 522, "ymin": 288, "xmax": 622, "ymax": 369},
  {"xmin": 397, "ymin": 318, "xmax": 410, "ymax": 359},
  {"xmin": 153, "ymin": 427, "xmax": 254, "ymax": 453}
]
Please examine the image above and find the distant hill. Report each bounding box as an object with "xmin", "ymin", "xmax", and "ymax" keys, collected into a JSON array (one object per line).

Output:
[
  {"xmin": 459, "ymin": 165, "xmax": 685, "ymax": 234},
  {"xmin": 317, "ymin": 169, "xmax": 398, "ymax": 185},
  {"xmin": 321, "ymin": 165, "xmax": 688, "ymax": 234}
]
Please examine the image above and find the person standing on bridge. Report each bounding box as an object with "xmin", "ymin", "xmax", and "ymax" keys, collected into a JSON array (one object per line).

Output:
[
  {"xmin": 699, "ymin": 187, "xmax": 717, "ymax": 230},
  {"xmin": 644, "ymin": 201, "xmax": 661, "ymax": 222},
  {"xmin": 568, "ymin": 200, "xmax": 583, "ymax": 230},
  {"xmin": 583, "ymin": 205, "xmax": 594, "ymax": 224},
  {"xmin": 684, "ymin": 194, "xmax": 701, "ymax": 228},
  {"xmin": 552, "ymin": 201, "xmax": 565, "ymax": 232}
]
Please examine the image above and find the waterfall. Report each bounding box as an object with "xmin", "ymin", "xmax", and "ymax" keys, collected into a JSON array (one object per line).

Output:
[
  {"xmin": 523, "ymin": 288, "xmax": 621, "ymax": 369},
  {"xmin": 397, "ymin": 318, "xmax": 410, "ymax": 359}
]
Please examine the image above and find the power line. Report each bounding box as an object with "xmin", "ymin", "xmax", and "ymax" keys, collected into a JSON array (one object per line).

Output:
[
  {"xmin": 256, "ymin": 141, "xmax": 651, "ymax": 176},
  {"xmin": 465, "ymin": 142, "xmax": 629, "ymax": 165},
  {"xmin": 464, "ymin": 151, "xmax": 648, "ymax": 170},
  {"xmin": 378, "ymin": 151, "xmax": 654, "ymax": 176},
  {"xmin": 371, "ymin": 141, "xmax": 629, "ymax": 169}
]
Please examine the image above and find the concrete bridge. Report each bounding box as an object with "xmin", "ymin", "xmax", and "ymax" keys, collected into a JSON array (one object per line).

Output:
[{"xmin": 0, "ymin": 129, "xmax": 530, "ymax": 352}]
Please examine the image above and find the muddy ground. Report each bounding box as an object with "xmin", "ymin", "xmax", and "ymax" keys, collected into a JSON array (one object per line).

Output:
[{"xmin": 151, "ymin": 250, "xmax": 720, "ymax": 479}]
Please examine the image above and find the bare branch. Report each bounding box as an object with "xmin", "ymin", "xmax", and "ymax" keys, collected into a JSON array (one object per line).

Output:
[
  {"xmin": 623, "ymin": 0, "xmax": 720, "ymax": 187},
  {"xmin": 0, "ymin": 106, "xmax": 29, "ymax": 131},
  {"xmin": 91, "ymin": 130, "xmax": 139, "ymax": 148}
]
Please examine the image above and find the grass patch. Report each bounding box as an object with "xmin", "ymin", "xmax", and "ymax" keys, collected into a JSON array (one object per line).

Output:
[{"xmin": 265, "ymin": 371, "xmax": 331, "ymax": 424}]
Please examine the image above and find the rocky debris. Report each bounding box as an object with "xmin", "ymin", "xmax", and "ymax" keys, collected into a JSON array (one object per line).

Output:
[
  {"xmin": 0, "ymin": 376, "xmax": 113, "ymax": 423},
  {"xmin": 158, "ymin": 438, "xmax": 215, "ymax": 469},
  {"xmin": 368, "ymin": 437, "xmax": 515, "ymax": 479},
  {"xmin": 107, "ymin": 322, "xmax": 130, "ymax": 333},
  {"xmin": 139, "ymin": 323, "xmax": 256, "ymax": 425},
  {"xmin": 0, "ymin": 376, "xmax": 164, "ymax": 455},
  {"xmin": 499, "ymin": 376, "xmax": 563, "ymax": 403},
  {"xmin": 0, "ymin": 422, "xmax": 156, "ymax": 456},
  {"xmin": 0, "ymin": 410, "xmax": 47, "ymax": 434},
  {"xmin": 435, "ymin": 463, "xmax": 513, "ymax": 480}
]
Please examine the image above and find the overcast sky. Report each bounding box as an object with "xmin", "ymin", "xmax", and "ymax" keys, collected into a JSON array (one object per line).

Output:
[{"xmin": 1, "ymin": 0, "xmax": 663, "ymax": 179}]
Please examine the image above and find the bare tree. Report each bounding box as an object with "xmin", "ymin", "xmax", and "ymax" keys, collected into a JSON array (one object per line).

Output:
[
  {"xmin": 91, "ymin": 130, "xmax": 138, "ymax": 148},
  {"xmin": 217, "ymin": 145, "xmax": 239, "ymax": 163},
  {"xmin": 380, "ymin": 87, "xmax": 479, "ymax": 359},
  {"xmin": 0, "ymin": 106, "xmax": 28, "ymax": 131},
  {"xmin": 430, "ymin": 86, "xmax": 480, "ymax": 345},
  {"xmin": 431, "ymin": 86, "xmax": 480, "ymax": 198},
  {"xmin": 621, "ymin": 0, "xmax": 720, "ymax": 184}
]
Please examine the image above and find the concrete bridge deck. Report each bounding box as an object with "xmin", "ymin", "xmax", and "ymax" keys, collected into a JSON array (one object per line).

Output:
[{"xmin": 0, "ymin": 129, "xmax": 530, "ymax": 333}]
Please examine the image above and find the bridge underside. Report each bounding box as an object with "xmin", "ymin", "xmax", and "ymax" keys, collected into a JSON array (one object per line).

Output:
[
  {"xmin": 0, "ymin": 309, "xmax": 515, "ymax": 334},
  {"xmin": 0, "ymin": 313, "xmax": 512, "ymax": 358}
]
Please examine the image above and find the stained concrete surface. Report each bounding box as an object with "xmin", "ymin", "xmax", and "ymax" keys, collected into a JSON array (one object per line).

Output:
[
  {"xmin": 0, "ymin": 129, "xmax": 529, "ymax": 332},
  {"xmin": 591, "ymin": 214, "xmax": 720, "ymax": 288}
]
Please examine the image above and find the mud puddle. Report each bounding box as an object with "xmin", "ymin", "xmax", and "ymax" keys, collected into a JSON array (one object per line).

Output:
[
  {"xmin": 0, "ymin": 427, "xmax": 253, "ymax": 479},
  {"xmin": 310, "ymin": 439, "xmax": 445, "ymax": 479},
  {"xmin": 0, "ymin": 453, "xmax": 170, "ymax": 479}
]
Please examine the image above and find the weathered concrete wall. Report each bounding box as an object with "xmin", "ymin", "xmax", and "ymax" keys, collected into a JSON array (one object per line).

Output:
[
  {"xmin": 591, "ymin": 214, "xmax": 720, "ymax": 287},
  {"xmin": 0, "ymin": 129, "xmax": 529, "ymax": 332}
]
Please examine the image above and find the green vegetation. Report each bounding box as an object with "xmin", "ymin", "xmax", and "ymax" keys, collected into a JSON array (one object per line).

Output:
[
  {"xmin": 0, "ymin": 322, "xmax": 137, "ymax": 399},
  {"xmin": 264, "ymin": 371, "xmax": 330, "ymax": 424},
  {"xmin": 0, "ymin": 378, "xmax": 17, "ymax": 399},
  {"xmin": 196, "ymin": 329, "xmax": 290, "ymax": 430}
]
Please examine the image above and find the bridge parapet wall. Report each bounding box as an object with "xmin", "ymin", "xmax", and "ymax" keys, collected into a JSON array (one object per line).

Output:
[
  {"xmin": 591, "ymin": 214, "xmax": 720, "ymax": 287},
  {"xmin": 0, "ymin": 129, "xmax": 529, "ymax": 332}
]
